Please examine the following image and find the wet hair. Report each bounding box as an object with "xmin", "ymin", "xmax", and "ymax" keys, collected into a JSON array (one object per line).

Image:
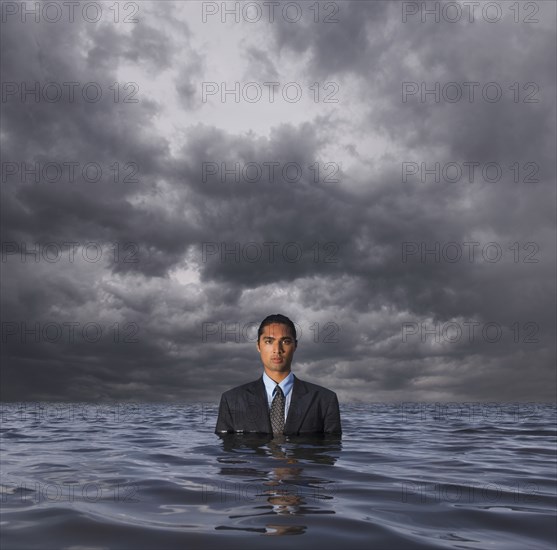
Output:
[{"xmin": 257, "ymin": 314, "xmax": 297, "ymax": 343}]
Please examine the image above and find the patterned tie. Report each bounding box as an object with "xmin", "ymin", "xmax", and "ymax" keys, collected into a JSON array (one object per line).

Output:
[{"xmin": 270, "ymin": 385, "xmax": 285, "ymax": 434}]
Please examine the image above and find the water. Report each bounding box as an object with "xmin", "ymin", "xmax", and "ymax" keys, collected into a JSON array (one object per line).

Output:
[{"xmin": 1, "ymin": 402, "xmax": 555, "ymax": 550}]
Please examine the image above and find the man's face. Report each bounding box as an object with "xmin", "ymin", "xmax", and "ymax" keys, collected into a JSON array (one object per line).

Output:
[{"xmin": 257, "ymin": 323, "xmax": 297, "ymax": 376}]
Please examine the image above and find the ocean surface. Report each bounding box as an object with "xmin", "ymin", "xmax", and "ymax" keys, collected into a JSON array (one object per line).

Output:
[{"xmin": 1, "ymin": 402, "xmax": 555, "ymax": 550}]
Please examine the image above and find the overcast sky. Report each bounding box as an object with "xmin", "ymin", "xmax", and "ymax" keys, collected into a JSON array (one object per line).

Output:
[{"xmin": 1, "ymin": 0, "xmax": 555, "ymax": 403}]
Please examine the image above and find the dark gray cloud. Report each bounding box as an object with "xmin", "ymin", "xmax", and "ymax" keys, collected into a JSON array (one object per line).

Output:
[{"xmin": 1, "ymin": 1, "xmax": 555, "ymax": 403}]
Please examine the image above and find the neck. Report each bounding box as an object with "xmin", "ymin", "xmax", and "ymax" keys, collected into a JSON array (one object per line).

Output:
[{"xmin": 264, "ymin": 369, "xmax": 291, "ymax": 384}]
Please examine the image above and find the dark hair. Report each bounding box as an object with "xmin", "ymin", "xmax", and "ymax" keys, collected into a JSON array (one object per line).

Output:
[{"xmin": 257, "ymin": 314, "xmax": 297, "ymax": 343}]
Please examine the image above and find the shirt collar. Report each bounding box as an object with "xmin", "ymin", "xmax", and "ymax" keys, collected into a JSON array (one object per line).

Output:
[{"xmin": 262, "ymin": 371, "xmax": 294, "ymax": 397}]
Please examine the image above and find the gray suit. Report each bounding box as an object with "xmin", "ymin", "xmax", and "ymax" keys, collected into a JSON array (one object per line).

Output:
[{"xmin": 215, "ymin": 375, "xmax": 341, "ymax": 434}]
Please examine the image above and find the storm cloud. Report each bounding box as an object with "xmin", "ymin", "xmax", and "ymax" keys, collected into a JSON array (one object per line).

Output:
[{"xmin": 1, "ymin": 0, "xmax": 555, "ymax": 403}]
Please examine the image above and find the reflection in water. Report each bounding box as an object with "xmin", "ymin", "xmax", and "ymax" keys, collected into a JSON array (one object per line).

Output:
[{"xmin": 215, "ymin": 434, "xmax": 342, "ymax": 536}]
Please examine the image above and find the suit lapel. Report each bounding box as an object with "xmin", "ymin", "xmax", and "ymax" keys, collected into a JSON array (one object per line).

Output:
[
  {"xmin": 284, "ymin": 376, "xmax": 314, "ymax": 433},
  {"xmin": 245, "ymin": 377, "xmax": 272, "ymax": 432}
]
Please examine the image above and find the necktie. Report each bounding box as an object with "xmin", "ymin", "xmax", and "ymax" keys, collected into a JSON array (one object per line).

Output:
[{"xmin": 270, "ymin": 385, "xmax": 285, "ymax": 434}]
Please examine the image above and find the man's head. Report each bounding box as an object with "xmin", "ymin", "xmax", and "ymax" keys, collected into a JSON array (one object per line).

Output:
[{"xmin": 256, "ymin": 314, "xmax": 297, "ymax": 379}]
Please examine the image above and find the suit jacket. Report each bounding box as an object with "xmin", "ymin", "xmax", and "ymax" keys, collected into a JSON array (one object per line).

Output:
[{"xmin": 215, "ymin": 375, "xmax": 341, "ymax": 435}]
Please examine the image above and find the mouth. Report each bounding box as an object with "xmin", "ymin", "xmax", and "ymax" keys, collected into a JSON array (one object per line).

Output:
[{"xmin": 271, "ymin": 357, "xmax": 283, "ymax": 363}]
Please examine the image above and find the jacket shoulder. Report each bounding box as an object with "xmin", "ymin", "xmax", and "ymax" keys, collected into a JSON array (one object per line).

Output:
[
  {"xmin": 295, "ymin": 377, "xmax": 338, "ymax": 399},
  {"xmin": 221, "ymin": 378, "xmax": 262, "ymax": 398}
]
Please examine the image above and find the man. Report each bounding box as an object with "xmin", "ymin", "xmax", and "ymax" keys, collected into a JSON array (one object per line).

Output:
[{"xmin": 215, "ymin": 314, "xmax": 341, "ymax": 435}]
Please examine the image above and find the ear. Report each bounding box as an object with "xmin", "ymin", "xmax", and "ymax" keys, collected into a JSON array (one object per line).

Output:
[{"xmin": 256, "ymin": 339, "xmax": 260, "ymax": 352}]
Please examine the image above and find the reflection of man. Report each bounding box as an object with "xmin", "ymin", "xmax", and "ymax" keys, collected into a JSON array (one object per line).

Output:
[{"xmin": 215, "ymin": 314, "xmax": 341, "ymax": 435}]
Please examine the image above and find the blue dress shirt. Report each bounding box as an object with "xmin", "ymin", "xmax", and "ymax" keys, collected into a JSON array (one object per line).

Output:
[{"xmin": 262, "ymin": 371, "xmax": 294, "ymax": 421}]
